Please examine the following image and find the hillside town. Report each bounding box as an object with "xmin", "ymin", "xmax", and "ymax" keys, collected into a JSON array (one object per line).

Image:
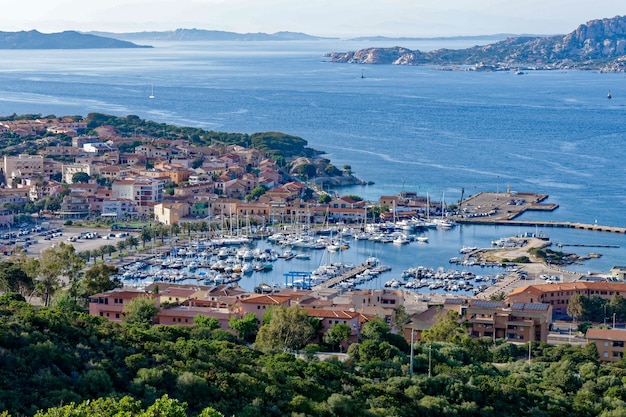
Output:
[
  {"xmin": 0, "ymin": 115, "xmax": 370, "ymax": 228},
  {"xmin": 2, "ymin": 114, "xmax": 626, "ymax": 366}
]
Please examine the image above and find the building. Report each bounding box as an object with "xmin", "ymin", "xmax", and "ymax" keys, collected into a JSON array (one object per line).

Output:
[
  {"xmin": 58, "ymin": 190, "xmax": 91, "ymax": 219},
  {"xmin": 611, "ymin": 267, "xmax": 626, "ymax": 280},
  {"xmin": 89, "ymin": 289, "xmax": 157, "ymax": 323},
  {"xmin": 3, "ymin": 155, "xmax": 44, "ymax": 186},
  {"xmin": 239, "ymin": 294, "xmax": 292, "ymax": 323},
  {"xmin": 586, "ymin": 328, "xmax": 626, "ymax": 362},
  {"xmin": 62, "ymin": 163, "xmax": 92, "ymax": 184},
  {"xmin": 466, "ymin": 300, "xmax": 552, "ymax": 342},
  {"xmin": 112, "ymin": 177, "xmax": 164, "ymax": 215},
  {"xmin": 102, "ymin": 199, "xmax": 139, "ymax": 219},
  {"xmin": 154, "ymin": 202, "xmax": 190, "ymax": 225},
  {"xmin": 507, "ymin": 282, "xmax": 626, "ymax": 316}
]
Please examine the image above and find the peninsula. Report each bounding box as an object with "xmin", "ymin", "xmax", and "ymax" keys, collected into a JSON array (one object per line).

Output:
[
  {"xmin": 325, "ymin": 15, "xmax": 626, "ymax": 72},
  {"xmin": 0, "ymin": 30, "xmax": 151, "ymax": 49}
]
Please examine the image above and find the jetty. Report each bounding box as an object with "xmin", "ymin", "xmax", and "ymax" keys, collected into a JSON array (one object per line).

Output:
[
  {"xmin": 454, "ymin": 192, "xmax": 626, "ymax": 234},
  {"xmin": 314, "ymin": 264, "xmax": 371, "ymax": 290}
]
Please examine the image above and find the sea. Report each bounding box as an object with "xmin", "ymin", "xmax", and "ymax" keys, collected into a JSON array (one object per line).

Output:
[{"xmin": 1, "ymin": 38, "xmax": 625, "ymax": 292}]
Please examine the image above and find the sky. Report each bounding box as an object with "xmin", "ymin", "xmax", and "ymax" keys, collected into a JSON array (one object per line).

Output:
[{"xmin": 2, "ymin": 0, "xmax": 625, "ymax": 38}]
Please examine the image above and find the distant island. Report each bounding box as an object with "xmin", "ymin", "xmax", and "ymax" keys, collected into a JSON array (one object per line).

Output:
[
  {"xmin": 0, "ymin": 30, "xmax": 150, "ymax": 49},
  {"xmin": 325, "ymin": 15, "xmax": 626, "ymax": 72},
  {"xmin": 89, "ymin": 28, "xmax": 336, "ymax": 42}
]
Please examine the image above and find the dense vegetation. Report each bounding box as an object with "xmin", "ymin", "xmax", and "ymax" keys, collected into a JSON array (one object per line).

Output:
[
  {"xmin": 0, "ymin": 289, "xmax": 625, "ymax": 417},
  {"xmin": 84, "ymin": 113, "xmax": 319, "ymax": 159}
]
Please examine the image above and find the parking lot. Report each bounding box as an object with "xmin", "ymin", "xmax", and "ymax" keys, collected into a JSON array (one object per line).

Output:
[{"xmin": 1, "ymin": 222, "xmax": 135, "ymax": 257}]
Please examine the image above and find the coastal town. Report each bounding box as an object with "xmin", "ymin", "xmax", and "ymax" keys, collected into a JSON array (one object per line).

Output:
[{"xmin": 1, "ymin": 113, "xmax": 626, "ymax": 364}]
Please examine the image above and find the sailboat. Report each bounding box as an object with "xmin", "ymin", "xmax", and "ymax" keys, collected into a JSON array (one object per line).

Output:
[
  {"xmin": 149, "ymin": 85, "xmax": 155, "ymax": 99},
  {"xmin": 607, "ymin": 91, "xmax": 612, "ymax": 99}
]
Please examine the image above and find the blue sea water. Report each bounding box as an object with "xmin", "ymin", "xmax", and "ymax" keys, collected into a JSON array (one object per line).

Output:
[{"xmin": 0, "ymin": 39, "xmax": 624, "ymax": 284}]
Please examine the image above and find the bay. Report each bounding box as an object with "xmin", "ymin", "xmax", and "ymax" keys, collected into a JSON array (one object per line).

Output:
[{"xmin": 0, "ymin": 39, "xmax": 624, "ymax": 283}]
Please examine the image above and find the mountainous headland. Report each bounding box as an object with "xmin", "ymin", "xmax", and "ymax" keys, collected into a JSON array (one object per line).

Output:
[
  {"xmin": 0, "ymin": 30, "xmax": 150, "ymax": 49},
  {"xmin": 325, "ymin": 15, "xmax": 626, "ymax": 71}
]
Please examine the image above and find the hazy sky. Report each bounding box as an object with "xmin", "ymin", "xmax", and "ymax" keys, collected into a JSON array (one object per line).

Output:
[{"xmin": 2, "ymin": 0, "xmax": 625, "ymax": 37}]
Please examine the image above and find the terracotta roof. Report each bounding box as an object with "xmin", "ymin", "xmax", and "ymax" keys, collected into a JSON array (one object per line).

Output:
[
  {"xmin": 239, "ymin": 294, "xmax": 291, "ymax": 305},
  {"xmin": 508, "ymin": 282, "xmax": 626, "ymax": 297},
  {"xmin": 587, "ymin": 328, "xmax": 626, "ymax": 342},
  {"xmin": 302, "ymin": 308, "xmax": 359, "ymax": 319}
]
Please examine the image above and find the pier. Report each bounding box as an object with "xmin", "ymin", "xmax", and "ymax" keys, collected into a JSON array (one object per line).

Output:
[
  {"xmin": 455, "ymin": 192, "xmax": 626, "ymax": 234},
  {"xmin": 456, "ymin": 219, "xmax": 626, "ymax": 234},
  {"xmin": 314, "ymin": 264, "xmax": 371, "ymax": 290}
]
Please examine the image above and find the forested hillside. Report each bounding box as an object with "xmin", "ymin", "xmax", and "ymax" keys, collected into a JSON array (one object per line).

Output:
[{"xmin": 0, "ymin": 291, "xmax": 623, "ymax": 417}]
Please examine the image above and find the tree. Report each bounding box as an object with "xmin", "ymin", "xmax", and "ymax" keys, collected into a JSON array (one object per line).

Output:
[
  {"xmin": 229, "ymin": 312, "xmax": 258, "ymax": 341},
  {"xmin": 81, "ymin": 264, "xmax": 121, "ymax": 300},
  {"xmin": 123, "ymin": 296, "xmax": 159, "ymax": 328},
  {"xmin": 194, "ymin": 315, "xmax": 220, "ymax": 330},
  {"xmin": 568, "ymin": 293, "xmax": 585, "ymax": 321},
  {"xmin": 342, "ymin": 164, "xmax": 352, "ymax": 175},
  {"xmin": 609, "ymin": 294, "xmax": 626, "ymax": 322},
  {"xmin": 127, "ymin": 235, "xmax": 139, "ymax": 249},
  {"xmin": 247, "ymin": 185, "xmax": 268, "ymax": 201},
  {"xmin": 360, "ymin": 317, "xmax": 391, "ymax": 342},
  {"xmin": 318, "ymin": 194, "xmax": 332, "ymax": 204},
  {"xmin": 422, "ymin": 310, "xmax": 467, "ymax": 343},
  {"xmin": 323, "ymin": 323, "xmax": 352, "ymax": 352},
  {"xmin": 71, "ymin": 171, "xmax": 90, "ymax": 184},
  {"xmin": 141, "ymin": 228, "xmax": 153, "ymax": 247},
  {"xmin": 35, "ymin": 242, "xmax": 85, "ymax": 306},
  {"xmin": 254, "ymin": 306, "xmax": 316, "ymax": 352},
  {"xmin": 0, "ymin": 261, "xmax": 33, "ymax": 296}
]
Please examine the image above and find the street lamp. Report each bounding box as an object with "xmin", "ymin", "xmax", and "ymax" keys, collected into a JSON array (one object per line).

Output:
[{"xmin": 409, "ymin": 325, "xmax": 414, "ymax": 380}]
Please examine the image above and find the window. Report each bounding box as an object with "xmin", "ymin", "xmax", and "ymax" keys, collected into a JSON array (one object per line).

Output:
[{"xmin": 115, "ymin": 313, "xmax": 120, "ymax": 319}]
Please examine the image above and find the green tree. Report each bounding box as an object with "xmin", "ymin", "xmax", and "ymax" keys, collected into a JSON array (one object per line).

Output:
[
  {"xmin": 422, "ymin": 310, "xmax": 467, "ymax": 343},
  {"xmin": 0, "ymin": 261, "xmax": 33, "ymax": 296},
  {"xmin": 141, "ymin": 228, "xmax": 153, "ymax": 247},
  {"xmin": 229, "ymin": 312, "xmax": 258, "ymax": 341},
  {"xmin": 81, "ymin": 264, "xmax": 121, "ymax": 299},
  {"xmin": 323, "ymin": 323, "xmax": 352, "ymax": 352},
  {"xmin": 71, "ymin": 171, "xmax": 90, "ymax": 183},
  {"xmin": 360, "ymin": 317, "xmax": 391, "ymax": 342},
  {"xmin": 123, "ymin": 296, "xmax": 159, "ymax": 328},
  {"xmin": 318, "ymin": 194, "xmax": 332, "ymax": 204},
  {"xmin": 254, "ymin": 306, "xmax": 315, "ymax": 352},
  {"xmin": 36, "ymin": 242, "xmax": 85, "ymax": 306},
  {"xmin": 342, "ymin": 164, "xmax": 352, "ymax": 175},
  {"xmin": 194, "ymin": 315, "xmax": 220, "ymax": 330},
  {"xmin": 568, "ymin": 293, "xmax": 585, "ymax": 320},
  {"xmin": 247, "ymin": 185, "xmax": 268, "ymax": 201}
]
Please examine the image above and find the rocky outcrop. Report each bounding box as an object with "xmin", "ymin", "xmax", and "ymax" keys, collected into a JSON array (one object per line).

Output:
[{"xmin": 325, "ymin": 16, "xmax": 626, "ymax": 71}]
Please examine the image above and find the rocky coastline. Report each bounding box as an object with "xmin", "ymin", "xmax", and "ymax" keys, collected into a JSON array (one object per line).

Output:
[{"xmin": 325, "ymin": 16, "xmax": 626, "ymax": 72}]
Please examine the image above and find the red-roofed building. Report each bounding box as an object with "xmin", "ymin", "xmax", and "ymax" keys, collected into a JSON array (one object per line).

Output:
[
  {"xmin": 88, "ymin": 289, "xmax": 158, "ymax": 323},
  {"xmin": 507, "ymin": 282, "xmax": 626, "ymax": 316},
  {"xmin": 586, "ymin": 328, "xmax": 626, "ymax": 362},
  {"xmin": 239, "ymin": 294, "xmax": 292, "ymax": 322},
  {"xmin": 466, "ymin": 299, "xmax": 552, "ymax": 342},
  {"xmin": 303, "ymin": 308, "xmax": 365, "ymax": 346}
]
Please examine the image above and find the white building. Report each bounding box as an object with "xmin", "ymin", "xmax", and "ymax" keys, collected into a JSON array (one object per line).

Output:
[
  {"xmin": 62, "ymin": 163, "xmax": 92, "ymax": 184},
  {"xmin": 3, "ymin": 155, "xmax": 44, "ymax": 187},
  {"xmin": 101, "ymin": 199, "xmax": 139, "ymax": 219},
  {"xmin": 112, "ymin": 177, "xmax": 164, "ymax": 215}
]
